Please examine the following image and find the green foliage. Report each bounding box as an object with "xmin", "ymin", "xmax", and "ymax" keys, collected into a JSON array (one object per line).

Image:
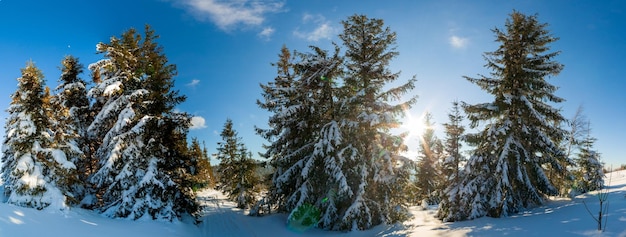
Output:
[{"xmin": 288, "ymin": 203, "xmax": 321, "ymax": 230}]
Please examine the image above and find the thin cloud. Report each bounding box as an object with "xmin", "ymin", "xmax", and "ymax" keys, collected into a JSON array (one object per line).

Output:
[
  {"xmin": 190, "ymin": 116, "xmax": 207, "ymax": 130},
  {"xmin": 293, "ymin": 13, "xmax": 336, "ymax": 42},
  {"xmin": 258, "ymin": 27, "xmax": 275, "ymax": 40},
  {"xmin": 171, "ymin": 0, "xmax": 284, "ymax": 31},
  {"xmin": 449, "ymin": 35, "xmax": 469, "ymax": 49},
  {"xmin": 186, "ymin": 79, "xmax": 200, "ymax": 87}
]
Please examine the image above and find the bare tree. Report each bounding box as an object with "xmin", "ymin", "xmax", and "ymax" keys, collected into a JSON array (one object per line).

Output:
[{"xmin": 583, "ymin": 168, "xmax": 611, "ymax": 232}]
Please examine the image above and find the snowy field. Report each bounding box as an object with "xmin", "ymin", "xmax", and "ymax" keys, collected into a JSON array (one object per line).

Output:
[{"xmin": 2, "ymin": 170, "xmax": 626, "ymax": 237}]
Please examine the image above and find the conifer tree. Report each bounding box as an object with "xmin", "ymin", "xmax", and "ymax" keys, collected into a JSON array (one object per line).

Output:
[
  {"xmin": 85, "ymin": 60, "xmax": 106, "ymax": 185},
  {"xmin": 283, "ymin": 46, "xmax": 343, "ymax": 228},
  {"xmin": 216, "ymin": 119, "xmax": 258, "ymax": 209},
  {"xmin": 256, "ymin": 15, "xmax": 416, "ymax": 231},
  {"xmin": 255, "ymin": 45, "xmax": 310, "ymax": 213},
  {"xmin": 436, "ymin": 101, "xmax": 466, "ymax": 220},
  {"xmin": 415, "ymin": 112, "xmax": 443, "ymax": 205},
  {"xmin": 438, "ymin": 11, "xmax": 568, "ymax": 221},
  {"xmin": 88, "ymin": 26, "xmax": 197, "ymax": 220},
  {"xmin": 203, "ymin": 143, "xmax": 217, "ymax": 188},
  {"xmin": 332, "ymin": 14, "xmax": 416, "ymax": 230},
  {"xmin": 139, "ymin": 26, "xmax": 198, "ymax": 218},
  {"xmin": 188, "ymin": 138, "xmax": 216, "ymax": 189},
  {"xmin": 53, "ymin": 56, "xmax": 89, "ymax": 199},
  {"xmin": 573, "ymin": 122, "xmax": 604, "ymax": 193},
  {"xmin": 254, "ymin": 45, "xmax": 344, "ymax": 223},
  {"xmin": 441, "ymin": 101, "xmax": 465, "ymax": 186},
  {"xmin": 1, "ymin": 62, "xmax": 79, "ymax": 209},
  {"xmin": 55, "ymin": 56, "xmax": 89, "ymax": 147}
]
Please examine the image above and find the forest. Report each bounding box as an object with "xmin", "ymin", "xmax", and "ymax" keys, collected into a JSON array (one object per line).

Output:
[{"xmin": 0, "ymin": 11, "xmax": 608, "ymax": 232}]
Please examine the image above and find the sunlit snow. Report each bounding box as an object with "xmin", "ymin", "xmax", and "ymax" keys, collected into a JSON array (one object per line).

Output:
[{"xmin": 2, "ymin": 170, "xmax": 626, "ymax": 236}]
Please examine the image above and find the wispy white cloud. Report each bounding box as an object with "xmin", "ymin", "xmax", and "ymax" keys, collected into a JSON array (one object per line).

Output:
[
  {"xmin": 190, "ymin": 116, "xmax": 207, "ymax": 130},
  {"xmin": 293, "ymin": 13, "xmax": 336, "ymax": 42},
  {"xmin": 258, "ymin": 27, "xmax": 275, "ymax": 40},
  {"xmin": 186, "ymin": 79, "xmax": 200, "ymax": 87},
  {"xmin": 171, "ymin": 0, "xmax": 284, "ymax": 31},
  {"xmin": 449, "ymin": 35, "xmax": 469, "ymax": 49}
]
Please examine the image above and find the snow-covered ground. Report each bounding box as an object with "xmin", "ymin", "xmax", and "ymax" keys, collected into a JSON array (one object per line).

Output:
[{"xmin": 2, "ymin": 170, "xmax": 626, "ymax": 236}]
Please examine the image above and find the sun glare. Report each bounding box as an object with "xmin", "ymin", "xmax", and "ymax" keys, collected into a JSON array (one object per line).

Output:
[{"xmin": 401, "ymin": 109, "xmax": 426, "ymax": 145}]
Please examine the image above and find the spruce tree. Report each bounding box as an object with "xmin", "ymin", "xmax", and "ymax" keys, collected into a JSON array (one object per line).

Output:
[
  {"xmin": 254, "ymin": 45, "xmax": 344, "ymax": 225},
  {"xmin": 438, "ymin": 11, "xmax": 568, "ymax": 221},
  {"xmin": 256, "ymin": 15, "xmax": 416, "ymax": 231},
  {"xmin": 436, "ymin": 101, "xmax": 466, "ymax": 220},
  {"xmin": 573, "ymin": 122, "xmax": 604, "ymax": 193},
  {"xmin": 88, "ymin": 26, "xmax": 197, "ymax": 220},
  {"xmin": 188, "ymin": 138, "xmax": 216, "ymax": 189},
  {"xmin": 334, "ymin": 14, "xmax": 416, "ymax": 230},
  {"xmin": 415, "ymin": 112, "xmax": 443, "ymax": 205},
  {"xmin": 216, "ymin": 119, "xmax": 259, "ymax": 209},
  {"xmin": 441, "ymin": 101, "xmax": 465, "ymax": 186},
  {"xmin": 139, "ymin": 26, "xmax": 198, "ymax": 219},
  {"xmin": 203, "ymin": 143, "xmax": 217, "ymax": 188},
  {"xmin": 255, "ymin": 45, "xmax": 314, "ymax": 214},
  {"xmin": 55, "ymin": 56, "xmax": 89, "ymax": 147},
  {"xmin": 1, "ymin": 62, "xmax": 80, "ymax": 209},
  {"xmin": 53, "ymin": 55, "xmax": 89, "ymax": 200},
  {"xmin": 284, "ymin": 46, "xmax": 343, "ymax": 228}
]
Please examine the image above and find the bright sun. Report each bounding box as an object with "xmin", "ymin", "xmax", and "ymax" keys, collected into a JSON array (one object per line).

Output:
[{"xmin": 400, "ymin": 109, "xmax": 426, "ymax": 145}]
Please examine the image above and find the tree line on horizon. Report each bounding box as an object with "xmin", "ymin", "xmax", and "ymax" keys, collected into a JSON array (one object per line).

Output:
[{"xmin": 0, "ymin": 11, "xmax": 606, "ymax": 231}]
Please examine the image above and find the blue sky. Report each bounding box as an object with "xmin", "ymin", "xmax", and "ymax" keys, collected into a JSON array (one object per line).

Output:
[{"xmin": 0, "ymin": 0, "xmax": 624, "ymax": 167}]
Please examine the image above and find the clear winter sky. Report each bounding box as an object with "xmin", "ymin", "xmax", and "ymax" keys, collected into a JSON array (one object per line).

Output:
[{"xmin": 0, "ymin": 0, "xmax": 624, "ymax": 168}]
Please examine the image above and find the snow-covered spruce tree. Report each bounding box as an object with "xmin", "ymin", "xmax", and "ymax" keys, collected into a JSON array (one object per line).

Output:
[
  {"xmin": 253, "ymin": 45, "xmax": 343, "ymax": 222},
  {"xmin": 334, "ymin": 14, "xmax": 416, "ymax": 230},
  {"xmin": 414, "ymin": 112, "xmax": 443, "ymax": 205},
  {"xmin": 438, "ymin": 11, "xmax": 568, "ymax": 221},
  {"xmin": 88, "ymin": 26, "xmax": 197, "ymax": 220},
  {"xmin": 282, "ymin": 46, "xmax": 344, "ymax": 229},
  {"xmin": 138, "ymin": 26, "xmax": 198, "ymax": 218},
  {"xmin": 1, "ymin": 62, "xmax": 80, "ymax": 209},
  {"xmin": 256, "ymin": 15, "xmax": 415, "ymax": 230},
  {"xmin": 436, "ymin": 101, "xmax": 466, "ymax": 220},
  {"xmin": 254, "ymin": 45, "xmax": 305, "ymax": 213},
  {"xmin": 441, "ymin": 101, "xmax": 465, "ymax": 187},
  {"xmin": 45, "ymin": 88, "xmax": 85, "ymax": 206},
  {"xmin": 216, "ymin": 119, "xmax": 259, "ymax": 209},
  {"xmin": 87, "ymin": 26, "xmax": 146, "ymax": 215},
  {"xmin": 52, "ymin": 56, "xmax": 89, "ymax": 198},
  {"xmin": 573, "ymin": 122, "xmax": 604, "ymax": 193}
]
